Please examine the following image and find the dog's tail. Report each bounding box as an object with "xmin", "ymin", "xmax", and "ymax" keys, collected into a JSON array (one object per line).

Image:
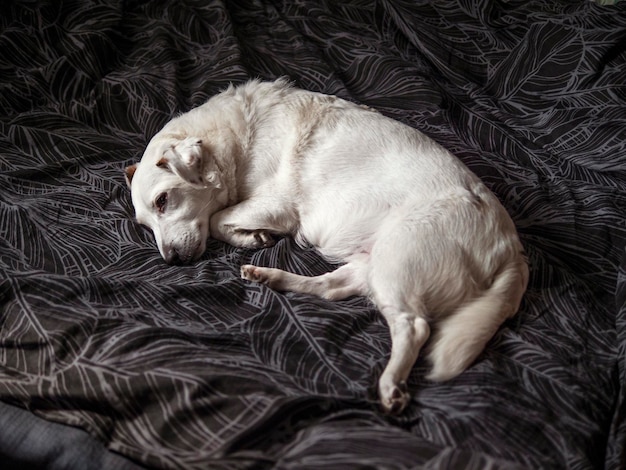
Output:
[{"xmin": 426, "ymin": 257, "xmax": 528, "ymax": 382}]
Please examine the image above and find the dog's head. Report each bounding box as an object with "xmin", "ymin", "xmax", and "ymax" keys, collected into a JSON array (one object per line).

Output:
[{"xmin": 125, "ymin": 135, "xmax": 223, "ymax": 265}]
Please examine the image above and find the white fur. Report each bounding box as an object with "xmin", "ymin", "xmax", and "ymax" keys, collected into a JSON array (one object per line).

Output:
[{"xmin": 126, "ymin": 79, "xmax": 529, "ymax": 413}]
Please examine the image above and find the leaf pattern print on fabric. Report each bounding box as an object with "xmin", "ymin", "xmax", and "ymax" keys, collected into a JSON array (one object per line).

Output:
[{"xmin": 1, "ymin": 1, "xmax": 626, "ymax": 469}]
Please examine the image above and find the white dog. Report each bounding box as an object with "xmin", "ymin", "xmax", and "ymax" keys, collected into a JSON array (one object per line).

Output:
[{"xmin": 125, "ymin": 79, "xmax": 528, "ymax": 413}]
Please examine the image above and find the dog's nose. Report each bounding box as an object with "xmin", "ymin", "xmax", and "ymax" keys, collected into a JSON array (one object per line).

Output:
[
  {"xmin": 163, "ymin": 245, "xmax": 196, "ymax": 265},
  {"xmin": 164, "ymin": 247, "xmax": 182, "ymax": 265}
]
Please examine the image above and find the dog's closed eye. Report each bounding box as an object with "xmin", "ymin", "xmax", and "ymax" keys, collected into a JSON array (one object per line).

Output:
[{"xmin": 155, "ymin": 192, "xmax": 168, "ymax": 213}]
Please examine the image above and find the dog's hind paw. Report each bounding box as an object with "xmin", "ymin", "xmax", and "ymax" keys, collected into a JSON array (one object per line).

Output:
[
  {"xmin": 241, "ymin": 265, "xmax": 264, "ymax": 283},
  {"xmin": 379, "ymin": 381, "xmax": 410, "ymax": 415},
  {"xmin": 241, "ymin": 265, "xmax": 277, "ymax": 287},
  {"xmin": 241, "ymin": 264, "xmax": 286, "ymax": 292}
]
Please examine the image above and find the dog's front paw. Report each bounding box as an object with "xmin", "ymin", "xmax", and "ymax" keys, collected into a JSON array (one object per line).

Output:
[
  {"xmin": 233, "ymin": 230, "xmax": 275, "ymax": 249},
  {"xmin": 252, "ymin": 230, "xmax": 275, "ymax": 248},
  {"xmin": 379, "ymin": 381, "xmax": 410, "ymax": 415}
]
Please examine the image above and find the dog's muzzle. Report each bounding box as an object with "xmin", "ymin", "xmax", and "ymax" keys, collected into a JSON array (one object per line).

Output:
[
  {"xmin": 163, "ymin": 246, "xmax": 186, "ymax": 265},
  {"xmin": 162, "ymin": 243, "xmax": 200, "ymax": 265}
]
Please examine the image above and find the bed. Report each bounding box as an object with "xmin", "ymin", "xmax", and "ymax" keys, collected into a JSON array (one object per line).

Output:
[{"xmin": 1, "ymin": 1, "xmax": 625, "ymax": 469}]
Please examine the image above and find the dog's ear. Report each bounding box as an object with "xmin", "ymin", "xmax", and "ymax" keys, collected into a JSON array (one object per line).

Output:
[
  {"xmin": 204, "ymin": 169, "xmax": 221, "ymax": 188},
  {"xmin": 124, "ymin": 164, "xmax": 138, "ymax": 188},
  {"xmin": 159, "ymin": 137, "xmax": 220, "ymax": 189}
]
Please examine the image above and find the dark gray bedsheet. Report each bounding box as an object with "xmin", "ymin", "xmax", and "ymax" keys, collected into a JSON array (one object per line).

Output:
[{"xmin": 1, "ymin": 1, "xmax": 625, "ymax": 469}]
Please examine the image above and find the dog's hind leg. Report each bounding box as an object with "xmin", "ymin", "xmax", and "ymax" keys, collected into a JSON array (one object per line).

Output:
[
  {"xmin": 241, "ymin": 261, "xmax": 368, "ymax": 301},
  {"xmin": 367, "ymin": 216, "xmax": 433, "ymax": 414},
  {"xmin": 375, "ymin": 302, "xmax": 430, "ymax": 414}
]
